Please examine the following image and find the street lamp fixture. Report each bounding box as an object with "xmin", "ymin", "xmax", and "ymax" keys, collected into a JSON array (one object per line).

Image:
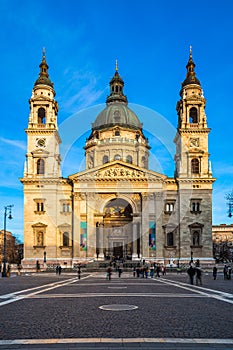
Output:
[{"xmin": 2, "ymin": 205, "xmax": 13, "ymax": 277}]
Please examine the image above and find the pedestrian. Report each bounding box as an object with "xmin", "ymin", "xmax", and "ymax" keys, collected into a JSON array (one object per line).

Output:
[
  {"xmin": 213, "ymin": 266, "xmax": 217, "ymax": 280},
  {"xmin": 187, "ymin": 265, "xmax": 195, "ymax": 285},
  {"xmin": 150, "ymin": 265, "xmax": 154, "ymax": 278},
  {"xmin": 118, "ymin": 264, "xmax": 123, "ymax": 278},
  {"xmin": 56, "ymin": 265, "xmax": 59, "ymax": 274},
  {"xmin": 58, "ymin": 266, "xmax": 62, "ymax": 275},
  {"xmin": 77, "ymin": 264, "xmax": 81, "ymax": 279},
  {"xmin": 227, "ymin": 266, "xmax": 232, "ymax": 280},
  {"xmin": 195, "ymin": 267, "xmax": 202, "ymax": 286},
  {"xmin": 156, "ymin": 265, "xmax": 160, "ymax": 277},
  {"xmin": 136, "ymin": 265, "xmax": 140, "ymax": 278},
  {"xmin": 223, "ymin": 265, "xmax": 228, "ymax": 280},
  {"xmin": 107, "ymin": 266, "xmax": 112, "ymax": 280},
  {"xmin": 133, "ymin": 266, "xmax": 136, "ymax": 277}
]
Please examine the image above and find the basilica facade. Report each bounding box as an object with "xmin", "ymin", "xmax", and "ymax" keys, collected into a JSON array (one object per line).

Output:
[{"xmin": 21, "ymin": 50, "xmax": 215, "ymax": 268}]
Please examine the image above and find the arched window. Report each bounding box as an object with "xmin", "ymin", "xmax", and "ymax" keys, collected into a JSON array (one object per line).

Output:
[
  {"xmin": 167, "ymin": 232, "xmax": 174, "ymax": 246},
  {"xmin": 38, "ymin": 107, "xmax": 46, "ymax": 124},
  {"xmin": 189, "ymin": 107, "xmax": 198, "ymax": 123},
  {"xmin": 126, "ymin": 155, "xmax": 132, "ymax": 164},
  {"xmin": 191, "ymin": 158, "xmax": 199, "ymax": 174},
  {"xmin": 37, "ymin": 159, "xmax": 45, "ymax": 174},
  {"xmin": 115, "ymin": 130, "xmax": 120, "ymax": 136},
  {"xmin": 193, "ymin": 231, "xmax": 200, "ymax": 246},
  {"xmin": 114, "ymin": 154, "xmax": 121, "ymax": 161},
  {"xmin": 103, "ymin": 155, "xmax": 109, "ymax": 164},
  {"xmin": 63, "ymin": 232, "xmax": 69, "ymax": 246}
]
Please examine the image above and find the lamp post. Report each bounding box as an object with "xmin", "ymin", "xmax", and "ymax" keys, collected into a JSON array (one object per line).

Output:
[
  {"xmin": 2, "ymin": 205, "xmax": 13, "ymax": 277},
  {"xmin": 190, "ymin": 250, "xmax": 193, "ymax": 264}
]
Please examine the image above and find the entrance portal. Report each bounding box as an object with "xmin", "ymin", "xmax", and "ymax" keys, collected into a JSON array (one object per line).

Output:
[
  {"xmin": 113, "ymin": 242, "xmax": 123, "ymax": 258},
  {"xmin": 101, "ymin": 198, "xmax": 134, "ymax": 260}
]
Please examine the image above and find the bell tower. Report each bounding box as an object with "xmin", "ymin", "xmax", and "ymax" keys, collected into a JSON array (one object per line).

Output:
[
  {"xmin": 174, "ymin": 47, "xmax": 212, "ymax": 179},
  {"xmin": 24, "ymin": 50, "xmax": 61, "ymax": 179}
]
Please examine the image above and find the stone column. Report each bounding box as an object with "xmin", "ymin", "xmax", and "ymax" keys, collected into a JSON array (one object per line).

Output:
[
  {"xmin": 99, "ymin": 223, "xmax": 104, "ymax": 259},
  {"xmin": 132, "ymin": 222, "xmax": 138, "ymax": 259},
  {"xmin": 141, "ymin": 193, "xmax": 149, "ymax": 258}
]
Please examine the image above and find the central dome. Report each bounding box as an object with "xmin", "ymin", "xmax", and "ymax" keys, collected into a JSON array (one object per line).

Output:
[{"xmin": 92, "ymin": 102, "xmax": 142, "ymax": 130}]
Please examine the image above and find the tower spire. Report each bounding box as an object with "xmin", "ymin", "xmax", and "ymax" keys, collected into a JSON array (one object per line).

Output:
[
  {"xmin": 34, "ymin": 49, "xmax": 54, "ymax": 88},
  {"xmin": 106, "ymin": 61, "xmax": 128, "ymax": 104},
  {"xmin": 182, "ymin": 46, "xmax": 200, "ymax": 87}
]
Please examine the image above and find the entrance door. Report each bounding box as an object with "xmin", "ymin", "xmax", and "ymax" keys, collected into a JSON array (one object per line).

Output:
[{"xmin": 113, "ymin": 242, "xmax": 123, "ymax": 258}]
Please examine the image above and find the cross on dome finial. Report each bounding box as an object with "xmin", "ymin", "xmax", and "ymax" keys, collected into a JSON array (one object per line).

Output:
[
  {"xmin": 189, "ymin": 45, "xmax": 192, "ymax": 58},
  {"xmin": 115, "ymin": 59, "xmax": 118, "ymax": 72},
  {"xmin": 42, "ymin": 47, "xmax": 46, "ymax": 59}
]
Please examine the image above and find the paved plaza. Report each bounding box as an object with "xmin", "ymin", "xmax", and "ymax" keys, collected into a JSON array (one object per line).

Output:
[{"xmin": 0, "ymin": 270, "xmax": 232, "ymax": 349}]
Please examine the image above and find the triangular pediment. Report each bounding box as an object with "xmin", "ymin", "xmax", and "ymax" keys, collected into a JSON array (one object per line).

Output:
[{"xmin": 69, "ymin": 160, "xmax": 167, "ymax": 182}]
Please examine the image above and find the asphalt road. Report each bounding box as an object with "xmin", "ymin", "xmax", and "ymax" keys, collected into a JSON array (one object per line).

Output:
[{"xmin": 0, "ymin": 270, "xmax": 232, "ymax": 350}]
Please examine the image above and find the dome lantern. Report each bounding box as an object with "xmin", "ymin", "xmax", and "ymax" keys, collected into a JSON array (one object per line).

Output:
[
  {"xmin": 106, "ymin": 60, "xmax": 128, "ymax": 104},
  {"xmin": 182, "ymin": 46, "xmax": 201, "ymax": 87},
  {"xmin": 34, "ymin": 48, "xmax": 54, "ymax": 88}
]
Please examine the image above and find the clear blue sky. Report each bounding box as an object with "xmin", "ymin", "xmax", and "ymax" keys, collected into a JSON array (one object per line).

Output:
[{"xmin": 0, "ymin": 0, "xmax": 233, "ymax": 242}]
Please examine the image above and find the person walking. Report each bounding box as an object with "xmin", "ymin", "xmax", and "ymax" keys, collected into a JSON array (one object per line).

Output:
[
  {"xmin": 150, "ymin": 265, "xmax": 154, "ymax": 278},
  {"xmin": 213, "ymin": 266, "xmax": 217, "ymax": 280},
  {"xmin": 107, "ymin": 266, "xmax": 112, "ymax": 280},
  {"xmin": 187, "ymin": 265, "xmax": 195, "ymax": 285},
  {"xmin": 223, "ymin": 265, "xmax": 228, "ymax": 280},
  {"xmin": 58, "ymin": 265, "xmax": 62, "ymax": 275},
  {"xmin": 136, "ymin": 265, "xmax": 140, "ymax": 278},
  {"xmin": 156, "ymin": 264, "xmax": 160, "ymax": 277},
  {"xmin": 118, "ymin": 264, "xmax": 123, "ymax": 278},
  {"xmin": 195, "ymin": 267, "xmax": 202, "ymax": 286}
]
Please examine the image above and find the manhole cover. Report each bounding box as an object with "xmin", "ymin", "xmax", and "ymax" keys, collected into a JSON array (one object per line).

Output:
[{"xmin": 99, "ymin": 304, "xmax": 138, "ymax": 311}]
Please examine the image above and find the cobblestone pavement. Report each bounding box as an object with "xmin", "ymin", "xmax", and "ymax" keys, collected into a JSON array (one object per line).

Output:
[{"xmin": 0, "ymin": 271, "xmax": 232, "ymax": 349}]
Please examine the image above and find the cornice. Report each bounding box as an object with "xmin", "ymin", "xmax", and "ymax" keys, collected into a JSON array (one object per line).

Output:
[
  {"xmin": 178, "ymin": 128, "xmax": 210, "ymax": 134},
  {"xmin": 176, "ymin": 177, "xmax": 216, "ymax": 184},
  {"xmin": 20, "ymin": 177, "xmax": 71, "ymax": 185}
]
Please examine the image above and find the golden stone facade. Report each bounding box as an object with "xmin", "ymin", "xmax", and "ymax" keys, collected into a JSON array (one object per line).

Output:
[{"xmin": 21, "ymin": 49, "xmax": 215, "ymax": 269}]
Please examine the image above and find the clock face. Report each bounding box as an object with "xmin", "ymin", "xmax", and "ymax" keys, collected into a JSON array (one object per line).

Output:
[
  {"xmin": 190, "ymin": 138, "xmax": 199, "ymax": 147},
  {"xmin": 37, "ymin": 138, "xmax": 45, "ymax": 147}
]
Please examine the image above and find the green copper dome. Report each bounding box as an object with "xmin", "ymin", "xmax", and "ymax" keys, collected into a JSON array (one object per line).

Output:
[
  {"xmin": 92, "ymin": 102, "xmax": 142, "ymax": 130},
  {"xmin": 92, "ymin": 64, "xmax": 142, "ymax": 130}
]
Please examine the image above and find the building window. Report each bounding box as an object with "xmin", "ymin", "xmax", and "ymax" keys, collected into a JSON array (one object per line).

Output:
[
  {"xmin": 63, "ymin": 232, "xmax": 69, "ymax": 247},
  {"xmin": 115, "ymin": 130, "xmax": 120, "ymax": 136},
  {"xmin": 191, "ymin": 201, "xmax": 201, "ymax": 213},
  {"xmin": 167, "ymin": 232, "xmax": 174, "ymax": 246},
  {"xmin": 126, "ymin": 155, "xmax": 132, "ymax": 164},
  {"xmin": 165, "ymin": 202, "xmax": 175, "ymax": 213},
  {"xmin": 103, "ymin": 155, "xmax": 109, "ymax": 164},
  {"xmin": 191, "ymin": 158, "xmax": 199, "ymax": 174},
  {"xmin": 189, "ymin": 107, "xmax": 198, "ymax": 123},
  {"xmin": 38, "ymin": 107, "xmax": 46, "ymax": 124},
  {"xmin": 192, "ymin": 231, "xmax": 200, "ymax": 246},
  {"xmin": 36, "ymin": 201, "xmax": 44, "ymax": 212},
  {"xmin": 37, "ymin": 159, "xmax": 45, "ymax": 174},
  {"xmin": 62, "ymin": 203, "xmax": 70, "ymax": 213},
  {"xmin": 114, "ymin": 154, "xmax": 121, "ymax": 160}
]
